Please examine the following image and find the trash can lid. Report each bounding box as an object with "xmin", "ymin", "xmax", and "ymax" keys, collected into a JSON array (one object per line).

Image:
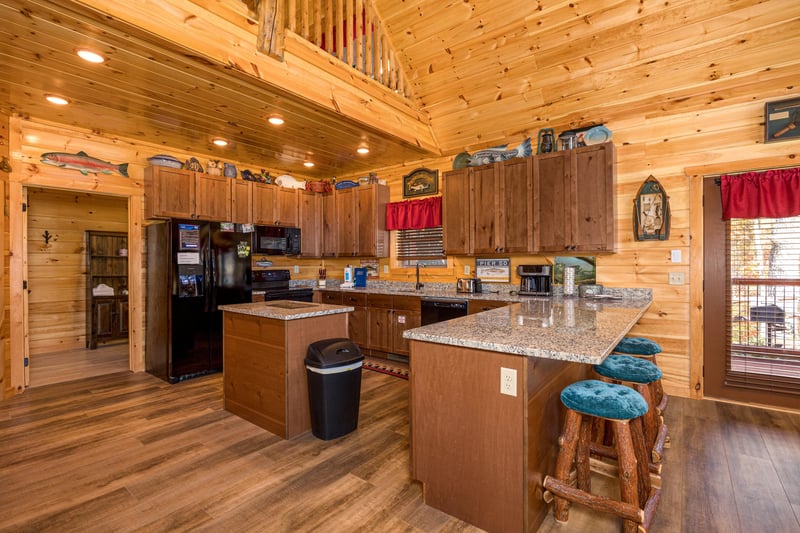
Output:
[{"xmin": 305, "ymin": 338, "xmax": 364, "ymax": 369}]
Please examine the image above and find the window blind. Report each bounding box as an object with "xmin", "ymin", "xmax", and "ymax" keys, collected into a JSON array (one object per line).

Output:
[
  {"xmin": 395, "ymin": 226, "xmax": 444, "ymax": 260},
  {"xmin": 726, "ymin": 216, "xmax": 800, "ymax": 395}
]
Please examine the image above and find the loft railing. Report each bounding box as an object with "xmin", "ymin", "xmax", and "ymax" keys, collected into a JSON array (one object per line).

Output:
[{"xmin": 253, "ymin": 0, "xmax": 411, "ymax": 98}]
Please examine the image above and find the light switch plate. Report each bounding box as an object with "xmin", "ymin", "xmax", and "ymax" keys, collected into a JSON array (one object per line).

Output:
[
  {"xmin": 668, "ymin": 272, "xmax": 684, "ymax": 285},
  {"xmin": 293, "ymin": 265, "xmax": 299, "ymax": 274},
  {"xmin": 671, "ymin": 250, "xmax": 682, "ymax": 263},
  {"xmin": 383, "ymin": 265, "xmax": 389, "ymax": 274},
  {"xmin": 464, "ymin": 265, "xmax": 470, "ymax": 275}
]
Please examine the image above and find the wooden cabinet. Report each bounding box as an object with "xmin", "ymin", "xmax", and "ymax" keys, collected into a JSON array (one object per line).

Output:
[
  {"xmin": 321, "ymin": 192, "xmax": 338, "ymax": 257},
  {"xmin": 445, "ymin": 157, "xmax": 533, "ymax": 255},
  {"xmin": 342, "ymin": 292, "xmax": 368, "ymax": 347},
  {"xmin": 86, "ymin": 231, "xmax": 129, "ymax": 349},
  {"xmin": 534, "ymin": 143, "xmax": 615, "ymax": 253},
  {"xmin": 356, "ymin": 184, "xmax": 390, "ymax": 257},
  {"xmin": 231, "ymin": 179, "xmax": 253, "ymax": 224},
  {"xmin": 442, "ymin": 168, "xmax": 470, "ymax": 255},
  {"xmin": 275, "ymin": 188, "xmax": 299, "ymax": 227},
  {"xmin": 335, "ymin": 188, "xmax": 358, "ymax": 256},
  {"xmin": 252, "ymin": 182, "xmax": 276, "ymax": 225},
  {"xmin": 367, "ymin": 294, "xmax": 420, "ymax": 357},
  {"xmin": 298, "ymin": 190, "xmax": 322, "ymax": 257},
  {"xmin": 145, "ymin": 166, "xmax": 231, "ymax": 221}
]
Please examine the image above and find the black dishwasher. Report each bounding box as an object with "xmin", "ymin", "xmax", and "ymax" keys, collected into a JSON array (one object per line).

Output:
[{"xmin": 421, "ymin": 298, "xmax": 469, "ymax": 325}]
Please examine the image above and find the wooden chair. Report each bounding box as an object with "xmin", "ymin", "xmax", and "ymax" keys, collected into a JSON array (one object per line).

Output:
[{"xmin": 543, "ymin": 380, "xmax": 661, "ymax": 533}]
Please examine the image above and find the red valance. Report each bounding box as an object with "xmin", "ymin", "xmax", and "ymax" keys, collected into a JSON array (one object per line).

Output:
[
  {"xmin": 385, "ymin": 196, "xmax": 442, "ymax": 230},
  {"xmin": 721, "ymin": 167, "xmax": 800, "ymax": 220}
]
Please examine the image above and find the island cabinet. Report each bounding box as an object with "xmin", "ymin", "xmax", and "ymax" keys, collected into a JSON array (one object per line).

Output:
[
  {"xmin": 367, "ymin": 294, "xmax": 421, "ymax": 358},
  {"xmin": 467, "ymin": 299, "xmax": 509, "ymax": 314},
  {"xmin": 253, "ymin": 184, "xmax": 300, "ymax": 227},
  {"xmin": 145, "ymin": 166, "xmax": 231, "ymax": 221},
  {"xmin": 298, "ymin": 190, "xmax": 322, "ymax": 257},
  {"xmin": 534, "ymin": 142, "xmax": 616, "ymax": 253},
  {"xmin": 222, "ymin": 306, "xmax": 350, "ymax": 439}
]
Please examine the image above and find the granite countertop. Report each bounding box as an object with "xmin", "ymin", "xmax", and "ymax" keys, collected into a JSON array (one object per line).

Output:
[
  {"xmin": 402, "ymin": 296, "xmax": 652, "ymax": 364},
  {"xmin": 219, "ymin": 300, "xmax": 354, "ymax": 321}
]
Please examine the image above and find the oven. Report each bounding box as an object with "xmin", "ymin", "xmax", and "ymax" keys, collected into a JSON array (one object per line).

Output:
[
  {"xmin": 252, "ymin": 269, "xmax": 314, "ymax": 302},
  {"xmin": 421, "ymin": 298, "xmax": 469, "ymax": 326}
]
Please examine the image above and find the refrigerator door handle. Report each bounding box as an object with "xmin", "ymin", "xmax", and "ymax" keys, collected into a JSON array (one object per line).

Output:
[
  {"xmin": 209, "ymin": 247, "xmax": 218, "ymax": 311},
  {"xmin": 203, "ymin": 248, "xmax": 211, "ymax": 313}
]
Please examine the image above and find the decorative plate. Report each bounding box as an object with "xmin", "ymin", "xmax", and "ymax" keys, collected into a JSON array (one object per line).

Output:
[
  {"xmin": 334, "ymin": 180, "xmax": 359, "ymax": 190},
  {"xmin": 583, "ymin": 126, "xmax": 612, "ymax": 145}
]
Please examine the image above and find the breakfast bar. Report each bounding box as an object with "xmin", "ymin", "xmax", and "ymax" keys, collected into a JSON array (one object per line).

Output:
[
  {"xmin": 219, "ymin": 300, "xmax": 353, "ymax": 439},
  {"xmin": 404, "ymin": 294, "xmax": 652, "ymax": 533}
]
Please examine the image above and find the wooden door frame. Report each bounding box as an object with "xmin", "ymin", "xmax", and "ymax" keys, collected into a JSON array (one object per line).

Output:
[
  {"xmin": 685, "ymin": 154, "xmax": 800, "ymax": 401},
  {"xmin": 8, "ymin": 168, "xmax": 144, "ymax": 394}
]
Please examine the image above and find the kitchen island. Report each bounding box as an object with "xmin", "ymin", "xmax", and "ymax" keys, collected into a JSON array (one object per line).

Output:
[
  {"xmin": 219, "ymin": 300, "xmax": 353, "ymax": 439},
  {"xmin": 404, "ymin": 295, "xmax": 651, "ymax": 533}
]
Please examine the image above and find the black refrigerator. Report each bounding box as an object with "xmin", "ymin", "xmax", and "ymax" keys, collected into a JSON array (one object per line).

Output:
[{"xmin": 146, "ymin": 220, "xmax": 252, "ymax": 383}]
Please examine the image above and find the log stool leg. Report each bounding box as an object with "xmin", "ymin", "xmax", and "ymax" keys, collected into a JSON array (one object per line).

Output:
[{"xmin": 553, "ymin": 408, "xmax": 582, "ymax": 522}]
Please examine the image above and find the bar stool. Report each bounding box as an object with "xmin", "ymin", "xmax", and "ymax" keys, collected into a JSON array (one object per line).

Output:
[
  {"xmin": 543, "ymin": 380, "xmax": 661, "ymax": 533},
  {"xmin": 594, "ymin": 355, "xmax": 669, "ymax": 464},
  {"xmin": 613, "ymin": 337, "xmax": 667, "ymax": 414}
]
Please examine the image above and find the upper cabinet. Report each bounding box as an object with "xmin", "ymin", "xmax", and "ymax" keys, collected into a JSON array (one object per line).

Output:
[
  {"xmin": 534, "ymin": 143, "xmax": 616, "ymax": 253},
  {"xmin": 443, "ymin": 157, "xmax": 534, "ymax": 255},
  {"xmin": 145, "ymin": 166, "xmax": 230, "ymax": 221},
  {"xmin": 298, "ymin": 190, "xmax": 322, "ymax": 257},
  {"xmin": 356, "ymin": 184, "xmax": 390, "ymax": 258},
  {"xmin": 326, "ymin": 184, "xmax": 389, "ymax": 258},
  {"xmin": 231, "ymin": 179, "xmax": 253, "ymax": 224}
]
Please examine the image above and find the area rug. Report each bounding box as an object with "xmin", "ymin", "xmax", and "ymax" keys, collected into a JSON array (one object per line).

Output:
[{"xmin": 363, "ymin": 356, "xmax": 409, "ymax": 380}]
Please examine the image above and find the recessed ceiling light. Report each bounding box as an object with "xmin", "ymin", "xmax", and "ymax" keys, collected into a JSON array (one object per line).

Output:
[
  {"xmin": 212, "ymin": 138, "xmax": 229, "ymax": 147},
  {"xmin": 356, "ymin": 146, "xmax": 370, "ymax": 155},
  {"xmin": 303, "ymin": 161, "xmax": 315, "ymax": 168},
  {"xmin": 268, "ymin": 115, "xmax": 285, "ymax": 126},
  {"xmin": 76, "ymin": 49, "xmax": 105, "ymax": 64},
  {"xmin": 45, "ymin": 95, "xmax": 70, "ymax": 105}
]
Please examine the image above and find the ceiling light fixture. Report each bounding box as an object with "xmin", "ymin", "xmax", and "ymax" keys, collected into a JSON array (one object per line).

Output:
[
  {"xmin": 268, "ymin": 115, "xmax": 285, "ymax": 126},
  {"xmin": 212, "ymin": 138, "xmax": 229, "ymax": 147},
  {"xmin": 303, "ymin": 161, "xmax": 315, "ymax": 168},
  {"xmin": 356, "ymin": 146, "xmax": 370, "ymax": 155},
  {"xmin": 76, "ymin": 48, "xmax": 105, "ymax": 64},
  {"xmin": 45, "ymin": 94, "xmax": 70, "ymax": 105}
]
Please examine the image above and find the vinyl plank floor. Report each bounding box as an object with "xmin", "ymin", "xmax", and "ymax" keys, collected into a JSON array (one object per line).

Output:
[{"xmin": 1, "ymin": 371, "xmax": 799, "ymax": 532}]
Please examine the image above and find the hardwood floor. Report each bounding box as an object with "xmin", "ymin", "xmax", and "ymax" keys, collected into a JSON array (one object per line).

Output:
[
  {"xmin": 29, "ymin": 344, "xmax": 129, "ymax": 388},
  {"xmin": 1, "ymin": 370, "xmax": 798, "ymax": 532}
]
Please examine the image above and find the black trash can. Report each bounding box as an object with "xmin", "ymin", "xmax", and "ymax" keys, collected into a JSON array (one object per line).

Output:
[{"xmin": 305, "ymin": 338, "xmax": 364, "ymax": 440}]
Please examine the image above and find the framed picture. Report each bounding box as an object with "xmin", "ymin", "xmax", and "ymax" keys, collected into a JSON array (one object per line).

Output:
[
  {"xmin": 633, "ymin": 175, "xmax": 670, "ymax": 241},
  {"xmin": 554, "ymin": 256, "xmax": 596, "ymax": 285},
  {"xmin": 402, "ymin": 167, "xmax": 439, "ymax": 198},
  {"xmin": 475, "ymin": 258, "xmax": 510, "ymax": 283},
  {"xmin": 765, "ymin": 97, "xmax": 800, "ymax": 143}
]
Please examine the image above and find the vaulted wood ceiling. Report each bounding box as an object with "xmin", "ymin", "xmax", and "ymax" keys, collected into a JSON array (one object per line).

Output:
[{"xmin": 1, "ymin": 0, "xmax": 798, "ymax": 177}]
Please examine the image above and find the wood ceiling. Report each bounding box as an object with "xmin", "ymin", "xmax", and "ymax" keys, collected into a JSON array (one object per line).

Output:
[{"xmin": 1, "ymin": 0, "xmax": 798, "ymax": 177}]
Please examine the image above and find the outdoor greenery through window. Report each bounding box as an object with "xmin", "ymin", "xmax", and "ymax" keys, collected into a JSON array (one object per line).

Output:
[
  {"xmin": 395, "ymin": 226, "xmax": 446, "ymax": 267},
  {"xmin": 727, "ymin": 215, "xmax": 800, "ymax": 393}
]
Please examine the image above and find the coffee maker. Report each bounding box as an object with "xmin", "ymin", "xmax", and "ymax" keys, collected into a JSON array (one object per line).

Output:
[{"xmin": 518, "ymin": 265, "xmax": 552, "ymax": 296}]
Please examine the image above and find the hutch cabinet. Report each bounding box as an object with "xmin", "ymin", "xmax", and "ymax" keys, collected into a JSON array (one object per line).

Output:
[{"xmin": 86, "ymin": 231, "xmax": 129, "ymax": 349}]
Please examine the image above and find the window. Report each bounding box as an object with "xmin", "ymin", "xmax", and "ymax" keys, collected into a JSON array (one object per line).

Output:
[
  {"xmin": 395, "ymin": 226, "xmax": 446, "ymax": 267},
  {"xmin": 727, "ymin": 215, "xmax": 800, "ymax": 394}
]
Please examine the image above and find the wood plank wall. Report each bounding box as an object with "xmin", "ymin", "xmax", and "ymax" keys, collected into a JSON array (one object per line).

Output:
[
  {"xmin": 0, "ymin": 112, "xmax": 8, "ymax": 397},
  {"xmin": 26, "ymin": 188, "xmax": 127, "ymax": 355}
]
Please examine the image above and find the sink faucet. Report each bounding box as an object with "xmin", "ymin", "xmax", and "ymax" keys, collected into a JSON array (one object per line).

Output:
[{"xmin": 416, "ymin": 263, "xmax": 424, "ymax": 291}]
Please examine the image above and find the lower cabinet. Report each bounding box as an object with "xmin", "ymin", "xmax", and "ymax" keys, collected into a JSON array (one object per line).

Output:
[
  {"xmin": 90, "ymin": 296, "xmax": 128, "ymax": 349},
  {"xmin": 367, "ymin": 294, "xmax": 421, "ymax": 358},
  {"xmin": 342, "ymin": 292, "xmax": 368, "ymax": 347}
]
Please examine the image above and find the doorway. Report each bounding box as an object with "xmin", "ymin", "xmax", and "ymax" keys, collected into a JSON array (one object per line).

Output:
[
  {"xmin": 703, "ymin": 178, "xmax": 800, "ymax": 409},
  {"xmin": 25, "ymin": 188, "xmax": 129, "ymax": 387}
]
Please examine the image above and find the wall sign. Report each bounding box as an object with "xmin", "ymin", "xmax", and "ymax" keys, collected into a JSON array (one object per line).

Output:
[
  {"xmin": 634, "ymin": 175, "xmax": 670, "ymax": 241},
  {"xmin": 475, "ymin": 258, "xmax": 510, "ymax": 283},
  {"xmin": 765, "ymin": 97, "xmax": 800, "ymax": 143},
  {"xmin": 402, "ymin": 167, "xmax": 439, "ymax": 198}
]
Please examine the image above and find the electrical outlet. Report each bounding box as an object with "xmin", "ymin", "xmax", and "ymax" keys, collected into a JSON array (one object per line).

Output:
[
  {"xmin": 500, "ymin": 367, "xmax": 517, "ymax": 397},
  {"xmin": 464, "ymin": 265, "xmax": 470, "ymax": 275},
  {"xmin": 293, "ymin": 265, "xmax": 299, "ymax": 274},
  {"xmin": 668, "ymin": 272, "xmax": 684, "ymax": 285},
  {"xmin": 383, "ymin": 264, "xmax": 389, "ymax": 274}
]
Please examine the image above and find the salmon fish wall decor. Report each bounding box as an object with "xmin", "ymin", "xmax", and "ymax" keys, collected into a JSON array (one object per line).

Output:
[{"xmin": 40, "ymin": 151, "xmax": 129, "ymax": 177}]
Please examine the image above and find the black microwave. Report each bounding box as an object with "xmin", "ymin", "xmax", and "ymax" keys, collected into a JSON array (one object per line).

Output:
[{"xmin": 254, "ymin": 226, "xmax": 301, "ymax": 255}]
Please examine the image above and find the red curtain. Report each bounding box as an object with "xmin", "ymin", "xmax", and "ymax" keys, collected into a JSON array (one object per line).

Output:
[
  {"xmin": 721, "ymin": 167, "xmax": 800, "ymax": 220},
  {"xmin": 385, "ymin": 196, "xmax": 442, "ymax": 230}
]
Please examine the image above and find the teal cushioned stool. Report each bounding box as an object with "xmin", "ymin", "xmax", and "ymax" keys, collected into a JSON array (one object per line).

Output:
[
  {"xmin": 543, "ymin": 380, "xmax": 661, "ymax": 532},
  {"xmin": 594, "ymin": 355, "xmax": 669, "ymax": 465},
  {"xmin": 613, "ymin": 337, "xmax": 668, "ymax": 415}
]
